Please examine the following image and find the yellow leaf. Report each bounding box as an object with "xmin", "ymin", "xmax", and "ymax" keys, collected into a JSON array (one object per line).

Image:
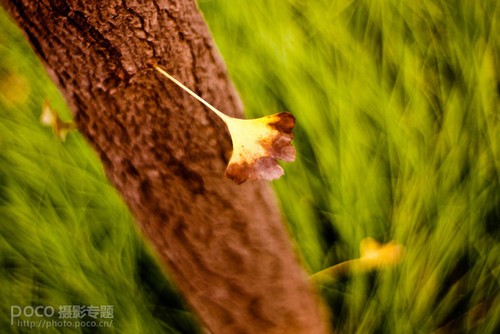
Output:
[
  {"xmin": 0, "ymin": 72, "xmax": 30, "ymax": 105},
  {"xmin": 224, "ymin": 112, "xmax": 295, "ymax": 184},
  {"xmin": 40, "ymin": 99, "xmax": 56, "ymax": 126},
  {"xmin": 357, "ymin": 237, "xmax": 404, "ymax": 270},
  {"xmin": 310, "ymin": 238, "xmax": 404, "ymax": 283},
  {"xmin": 153, "ymin": 65, "xmax": 296, "ymax": 184},
  {"xmin": 40, "ymin": 99, "xmax": 76, "ymax": 141}
]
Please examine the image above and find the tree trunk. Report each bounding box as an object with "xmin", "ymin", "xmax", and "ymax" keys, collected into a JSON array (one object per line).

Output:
[{"xmin": 0, "ymin": 1, "xmax": 327, "ymax": 333}]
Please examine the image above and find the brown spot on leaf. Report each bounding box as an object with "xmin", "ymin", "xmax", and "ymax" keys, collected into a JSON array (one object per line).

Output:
[
  {"xmin": 226, "ymin": 161, "xmax": 250, "ymax": 185},
  {"xmin": 268, "ymin": 112, "xmax": 295, "ymax": 136}
]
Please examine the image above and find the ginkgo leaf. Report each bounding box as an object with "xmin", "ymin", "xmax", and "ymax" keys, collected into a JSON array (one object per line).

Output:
[
  {"xmin": 40, "ymin": 99, "xmax": 56, "ymax": 126},
  {"xmin": 310, "ymin": 238, "xmax": 404, "ymax": 283},
  {"xmin": 152, "ymin": 64, "xmax": 296, "ymax": 184},
  {"xmin": 40, "ymin": 99, "xmax": 76, "ymax": 141},
  {"xmin": 357, "ymin": 237, "xmax": 404, "ymax": 270},
  {"xmin": 224, "ymin": 112, "xmax": 295, "ymax": 184}
]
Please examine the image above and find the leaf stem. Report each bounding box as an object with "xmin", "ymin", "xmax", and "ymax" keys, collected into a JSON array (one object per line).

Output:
[
  {"xmin": 310, "ymin": 260, "xmax": 354, "ymax": 283},
  {"xmin": 153, "ymin": 65, "xmax": 229, "ymax": 121}
]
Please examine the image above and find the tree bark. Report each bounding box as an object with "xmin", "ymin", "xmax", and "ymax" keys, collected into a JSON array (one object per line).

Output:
[{"xmin": 0, "ymin": 1, "xmax": 327, "ymax": 333}]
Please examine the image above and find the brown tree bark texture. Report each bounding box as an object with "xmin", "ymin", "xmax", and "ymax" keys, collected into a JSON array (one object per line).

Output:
[{"xmin": 1, "ymin": 1, "xmax": 328, "ymax": 333}]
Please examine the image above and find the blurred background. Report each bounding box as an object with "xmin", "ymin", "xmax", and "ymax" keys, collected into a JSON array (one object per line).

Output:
[{"xmin": 1, "ymin": 0, "xmax": 498, "ymax": 333}]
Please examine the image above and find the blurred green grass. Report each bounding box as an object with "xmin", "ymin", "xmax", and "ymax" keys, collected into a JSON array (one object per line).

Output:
[
  {"xmin": 1, "ymin": 0, "xmax": 499, "ymax": 333},
  {"xmin": 199, "ymin": 0, "xmax": 499, "ymax": 332}
]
